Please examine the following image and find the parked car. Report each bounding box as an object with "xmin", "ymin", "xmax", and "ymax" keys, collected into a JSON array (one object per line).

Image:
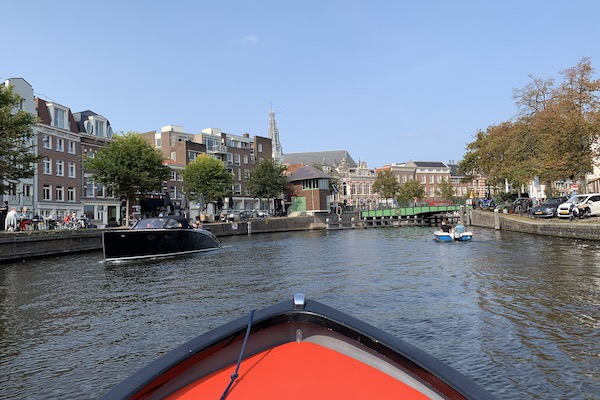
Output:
[
  {"xmin": 531, "ymin": 196, "xmax": 569, "ymax": 218},
  {"xmin": 556, "ymin": 193, "xmax": 600, "ymax": 219},
  {"xmin": 512, "ymin": 197, "xmax": 533, "ymax": 214}
]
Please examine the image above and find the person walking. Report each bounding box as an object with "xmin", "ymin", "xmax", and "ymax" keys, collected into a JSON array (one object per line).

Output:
[{"xmin": 0, "ymin": 201, "xmax": 8, "ymax": 231}]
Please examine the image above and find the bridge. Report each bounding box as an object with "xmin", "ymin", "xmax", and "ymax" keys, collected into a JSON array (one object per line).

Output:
[{"xmin": 360, "ymin": 204, "xmax": 462, "ymax": 219}]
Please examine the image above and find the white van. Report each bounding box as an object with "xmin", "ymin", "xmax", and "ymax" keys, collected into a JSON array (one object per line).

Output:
[{"xmin": 556, "ymin": 193, "xmax": 600, "ymax": 218}]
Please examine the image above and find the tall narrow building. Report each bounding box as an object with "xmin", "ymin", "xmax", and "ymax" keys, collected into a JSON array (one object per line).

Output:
[{"xmin": 268, "ymin": 107, "xmax": 283, "ymax": 165}]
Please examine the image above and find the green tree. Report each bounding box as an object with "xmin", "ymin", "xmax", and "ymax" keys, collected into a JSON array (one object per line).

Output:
[
  {"xmin": 183, "ymin": 154, "xmax": 233, "ymax": 214},
  {"xmin": 436, "ymin": 179, "xmax": 455, "ymax": 201},
  {"xmin": 372, "ymin": 169, "xmax": 399, "ymax": 206},
  {"xmin": 397, "ymin": 179, "xmax": 425, "ymax": 203},
  {"xmin": 245, "ymin": 158, "xmax": 288, "ymax": 210},
  {"xmin": 0, "ymin": 84, "xmax": 41, "ymax": 194},
  {"xmin": 462, "ymin": 58, "xmax": 600, "ymax": 190},
  {"xmin": 85, "ymin": 132, "xmax": 170, "ymax": 225}
]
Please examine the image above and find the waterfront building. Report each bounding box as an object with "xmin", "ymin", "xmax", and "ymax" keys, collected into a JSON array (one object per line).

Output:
[
  {"xmin": 285, "ymin": 164, "xmax": 334, "ymax": 214},
  {"xmin": 282, "ymin": 150, "xmax": 380, "ymax": 210},
  {"xmin": 1, "ymin": 78, "xmax": 117, "ymax": 227},
  {"xmin": 141, "ymin": 125, "xmax": 274, "ymax": 220}
]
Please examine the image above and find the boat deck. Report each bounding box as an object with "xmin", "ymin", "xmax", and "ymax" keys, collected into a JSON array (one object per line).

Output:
[{"xmin": 163, "ymin": 340, "xmax": 438, "ymax": 399}]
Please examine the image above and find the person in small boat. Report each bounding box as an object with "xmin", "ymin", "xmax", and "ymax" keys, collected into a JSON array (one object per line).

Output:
[
  {"xmin": 454, "ymin": 219, "xmax": 466, "ymax": 235},
  {"xmin": 440, "ymin": 220, "xmax": 452, "ymax": 234}
]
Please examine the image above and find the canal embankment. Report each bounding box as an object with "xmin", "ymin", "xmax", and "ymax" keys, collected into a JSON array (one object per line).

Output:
[
  {"xmin": 470, "ymin": 209, "xmax": 600, "ymax": 240},
  {"xmin": 4, "ymin": 210, "xmax": 600, "ymax": 263}
]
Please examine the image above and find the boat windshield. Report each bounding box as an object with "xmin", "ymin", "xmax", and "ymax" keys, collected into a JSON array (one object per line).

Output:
[{"xmin": 132, "ymin": 218, "xmax": 167, "ymax": 229}]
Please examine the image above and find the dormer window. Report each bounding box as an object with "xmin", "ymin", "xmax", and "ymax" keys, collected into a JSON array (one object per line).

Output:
[{"xmin": 54, "ymin": 108, "xmax": 65, "ymax": 128}]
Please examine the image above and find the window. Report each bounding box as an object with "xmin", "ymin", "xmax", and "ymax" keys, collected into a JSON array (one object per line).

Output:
[
  {"xmin": 53, "ymin": 108, "xmax": 66, "ymax": 129},
  {"xmin": 420, "ymin": 176, "xmax": 426, "ymax": 184},
  {"xmin": 56, "ymin": 138, "xmax": 64, "ymax": 152},
  {"xmin": 68, "ymin": 162, "xmax": 76, "ymax": 178},
  {"xmin": 156, "ymin": 138, "xmax": 161, "ymax": 147},
  {"xmin": 170, "ymin": 151, "xmax": 176, "ymax": 161},
  {"xmin": 56, "ymin": 186, "xmax": 64, "ymax": 201},
  {"xmin": 234, "ymin": 154, "xmax": 240, "ymax": 166},
  {"xmin": 96, "ymin": 183, "xmax": 105, "ymax": 197},
  {"xmin": 437, "ymin": 176, "xmax": 442, "ymax": 183},
  {"xmin": 67, "ymin": 187, "xmax": 76, "ymax": 202},
  {"xmin": 43, "ymin": 158, "xmax": 52, "ymax": 174},
  {"xmin": 95, "ymin": 205, "xmax": 104, "ymax": 220},
  {"xmin": 244, "ymin": 155, "xmax": 248, "ymax": 164},
  {"xmin": 95, "ymin": 120, "xmax": 104, "ymax": 137},
  {"xmin": 257, "ymin": 143, "xmax": 263, "ymax": 152},
  {"xmin": 227, "ymin": 153, "xmax": 233, "ymax": 165},
  {"xmin": 43, "ymin": 185, "xmax": 52, "ymax": 200},
  {"xmin": 56, "ymin": 160, "xmax": 64, "ymax": 176},
  {"xmin": 170, "ymin": 171, "xmax": 177, "ymax": 181},
  {"xmin": 68, "ymin": 141, "xmax": 76, "ymax": 154},
  {"xmin": 43, "ymin": 136, "xmax": 52, "ymax": 149},
  {"xmin": 429, "ymin": 175, "xmax": 434, "ymax": 184}
]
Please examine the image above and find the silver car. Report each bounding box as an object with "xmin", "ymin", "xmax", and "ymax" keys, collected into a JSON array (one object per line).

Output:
[{"xmin": 556, "ymin": 193, "xmax": 600, "ymax": 218}]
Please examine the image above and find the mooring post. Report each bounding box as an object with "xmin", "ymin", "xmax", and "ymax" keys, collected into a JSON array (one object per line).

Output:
[{"xmin": 494, "ymin": 208, "xmax": 500, "ymax": 230}]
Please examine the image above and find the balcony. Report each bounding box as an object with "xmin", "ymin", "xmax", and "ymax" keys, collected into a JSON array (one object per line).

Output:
[{"xmin": 207, "ymin": 144, "xmax": 228, "ymax": 154}]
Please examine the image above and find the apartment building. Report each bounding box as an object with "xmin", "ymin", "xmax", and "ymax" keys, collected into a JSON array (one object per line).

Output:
[
  {"xmin": 142, "ymin": 125, "xmax": 273, "ymax": 219},
  {"xmin": 1, "ymin": 78, "xmax": 118, "ymax": 227}
]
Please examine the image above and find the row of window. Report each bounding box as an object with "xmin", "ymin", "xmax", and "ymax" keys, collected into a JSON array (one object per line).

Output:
[
  {"xmin": 42, "ymin": 136, "xmax": 77, "ymax": 153},
  {"xmin": 43, "ymin": 158, "xmax": 77, "ymax": 177},
  {"xmin": 42, "ymin": 185, "xmax": 76, "ymax": 202}
]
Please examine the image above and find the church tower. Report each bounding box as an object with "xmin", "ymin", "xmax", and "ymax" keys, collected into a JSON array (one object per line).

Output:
[{"xmin": 268, "ymin": 106, "xmax": 283, "ymax": 165}]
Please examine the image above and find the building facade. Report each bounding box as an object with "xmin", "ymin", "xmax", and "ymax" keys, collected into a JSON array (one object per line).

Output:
[
  {"xmin": 1, "ymin": 78, "xmax": 118, "ymax": 227},
  {"xmin": 142, "ymin": 125, "xmax": 274, "ymax": 220}
]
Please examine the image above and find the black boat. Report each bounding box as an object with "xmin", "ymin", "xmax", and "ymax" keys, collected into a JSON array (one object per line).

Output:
[
  {"xmin": 100, "ymin": 294, "xmax": 496, "ymax": 399},
  {"xmin": 102, "ymin": 216, "xmax": 220, "ymax": 262}
]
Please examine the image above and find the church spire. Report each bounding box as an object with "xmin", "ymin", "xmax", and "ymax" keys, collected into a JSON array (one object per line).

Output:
[{"xmin": 268, "ymin": 104, "xmax": 283, "ymax": 165}]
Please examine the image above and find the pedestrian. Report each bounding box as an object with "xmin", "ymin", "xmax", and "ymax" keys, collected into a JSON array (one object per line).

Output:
[
  {"xmin": 5, "ymin": 207, "xmax": 18, "ymax": 232},
  {"xmin": 0, "ymin": 201, "xmax": 8, "ymax": 231}
]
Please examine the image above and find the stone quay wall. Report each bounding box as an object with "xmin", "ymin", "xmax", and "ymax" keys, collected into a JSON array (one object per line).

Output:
[{"xmin": 470, "ymin": 209, "xmax": 600, "ymax": 241}]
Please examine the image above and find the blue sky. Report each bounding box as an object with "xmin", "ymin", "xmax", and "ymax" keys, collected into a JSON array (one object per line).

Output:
[{"xmin": 4, "ymin": 1, "xmax": 600, "ymax": 168}]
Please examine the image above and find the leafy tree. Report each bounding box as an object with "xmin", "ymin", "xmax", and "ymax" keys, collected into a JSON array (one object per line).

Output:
[
  {"xmin": 245, "ymin": 158, "xmax": 288, "ymax": 210},
  {"xmin": 85, "ymin": 132, "xmax": 170, "ymax": 225},
  {"xmin": 0, "ymin": 84, "xmax": 41, "ymax": 194},
  {"xmin": 372, "ymin": 169, "xmax": 399, "ymax": 205},
  {"xmin": 183, "ymin": 154, "xmax": 233, "ymax": 214},
  {"xmin": 436, "ymin": 179, "xmax": 455, "ymax": 200},
  {"xmin": 461, "ymin": 58, "xmax": 600, "ymax": 191},
  {"xmin": 397, "ymin": 179, "xmax": 425, "ymax": 203}
]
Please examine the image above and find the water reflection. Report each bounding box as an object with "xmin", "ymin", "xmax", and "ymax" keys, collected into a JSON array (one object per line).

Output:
[{"xmin": 0, "ymin": 227, "xmax": 598, "ymax": 399}]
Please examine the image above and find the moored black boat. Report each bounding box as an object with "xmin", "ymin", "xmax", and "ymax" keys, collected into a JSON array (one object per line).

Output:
[
  {"xmin": 102, "ymin": 216, "xmax": 220, "ymax": 262},
  {"xmin": 101, "ymin": 294, "xmax": 496, "ymax": 399}
]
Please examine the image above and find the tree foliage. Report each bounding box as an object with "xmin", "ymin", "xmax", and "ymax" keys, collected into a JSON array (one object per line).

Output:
[
  {"xmin": 397, "ymin": 179, "xmax": 426, "ymax": 202},
  {"xmin": 85, "ymin": 132, "xmax": 170, "ymax": 224},
  {"xmin": 0, "ymin": 84, "xmax": 41, "ymax": 194},
  {"xmin": 372, "ymin": 169, "xmax": 399, "ymax": 201},
  {"xmin": 245, "ymin": 158, "xmax": 288, "ymax": 202},
  {"xmin": 460, "ymin": 58, "xmax": 600, "ymax": 189},
  {"xmin": 182, "ymin": 154, "xmax": 233, "ymax": 209},
  {"xmin": 436, "ymin": 179, "xmax": 455, "ymax": 200}
]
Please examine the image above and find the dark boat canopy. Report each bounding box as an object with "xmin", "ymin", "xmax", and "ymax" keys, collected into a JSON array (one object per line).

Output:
[{"xmin": 131, "ymin": 216, "xmax": 193, "ymax": 230}]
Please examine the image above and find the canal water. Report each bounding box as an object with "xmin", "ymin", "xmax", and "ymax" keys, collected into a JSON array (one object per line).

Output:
[{"xmin": 0, "ymin": 226, "xmax": 598, "ymax": 399}]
